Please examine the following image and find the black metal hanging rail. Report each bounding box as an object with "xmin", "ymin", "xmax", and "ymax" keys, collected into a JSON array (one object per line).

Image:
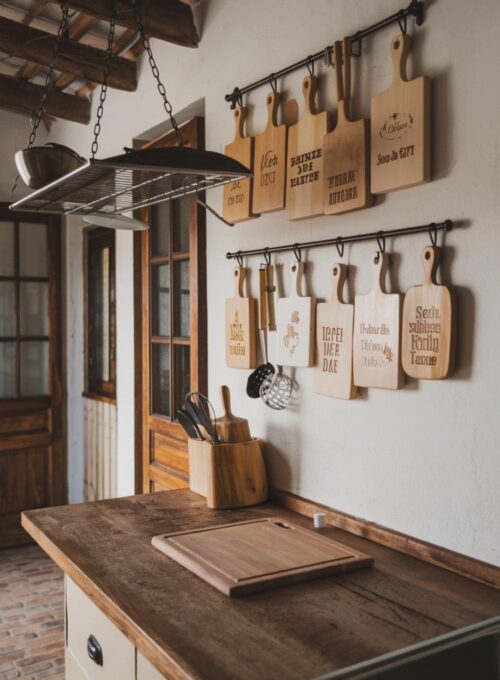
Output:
[
  {"xmin": 225, "ymin": 0, "xmax": 424, "ymax": 108},
  {"xmin": 226, "ymin": 219, "xmax": 453, "ymax": 262}
]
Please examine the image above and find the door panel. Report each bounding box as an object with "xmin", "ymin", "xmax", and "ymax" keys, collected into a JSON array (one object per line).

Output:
[{"xmin": 0, "ymin": 207, "xmax": 65, "ymax": 547}]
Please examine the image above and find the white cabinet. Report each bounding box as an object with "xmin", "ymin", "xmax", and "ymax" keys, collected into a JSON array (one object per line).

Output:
[{"xmin": 65, "ymin": 577, "xmax": 167, "ymax": 679}]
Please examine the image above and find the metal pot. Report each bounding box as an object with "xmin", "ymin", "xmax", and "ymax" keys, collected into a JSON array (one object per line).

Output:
[{"xmin": 15, "ymin": 143, "xmax": 86, "ymax": 189}]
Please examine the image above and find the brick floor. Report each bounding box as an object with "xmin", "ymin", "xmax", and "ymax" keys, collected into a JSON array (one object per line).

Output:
[{"xmin": 0, "ymin": 545, "xmax": 64, "ymax": 679}]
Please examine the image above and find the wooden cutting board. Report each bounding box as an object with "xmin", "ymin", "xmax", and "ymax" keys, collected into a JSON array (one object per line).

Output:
[
  {"xmin": 371, "ymin": 34, "xmax": 430, "ymax": 194},
  {"xmin": 225, "ymin": 267, "xmax": 257, "ymax": 368},
  {"xmin": 223, "ymin": 106, "xmax": 257, "ymax": 223},
  {"xmin": 252, "ymin": 91, "xmax": 287, "ymax": 214},
  {"xmin": 276, "ymin": 261, "xmax": 316, "ymax": 367},
  {"xmin": 353, "ymin": 252, "xmax": 403, "ymax": 389},
  {"xmin": 314, "ymin": 263, "xmax": 356, "ymax": 399},
  {"xmin": 402, "ymin": 246, "xmax": 455, "ymax": 379},
  {"xmin": 324, "ymin": 38, "xmax": 372, "ymax": 215},
  {"xmin": 152, "ymin": 517, "xmax": 373, "ymax": 597},
  {"xmin": 286, "ymin": 75, "xmax": 329, "ymax": 220}
]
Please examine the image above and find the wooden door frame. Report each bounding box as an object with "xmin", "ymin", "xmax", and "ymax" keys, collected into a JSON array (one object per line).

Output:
[{"xmin": 133, "ymin": 118, "xmax": 207, "ymax": 493}]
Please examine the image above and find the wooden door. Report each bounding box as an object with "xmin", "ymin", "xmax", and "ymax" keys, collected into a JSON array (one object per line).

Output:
[
  {"xmin": 0, "ymin": 206, "xmax": 65, "ymax": 547},
  {"xmin": 135, "ymin": 118, "xmax": 207, "ymax": 493}
]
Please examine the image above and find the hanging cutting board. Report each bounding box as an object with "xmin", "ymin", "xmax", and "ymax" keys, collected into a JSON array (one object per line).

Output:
[
  {"xmin": 371, "ymin": 34, "xmax": 430, "ymax": 194},
  {"xmin": 286, "ymin": 75, "xmax": 329, "ymax": 220},
  {"xmin": 152, "ymin": 517, "xmax": 373, "ymax": 597},
  {"xmin": 402, "ymin": 246, "xmax": 455, "ymax": 379},
  {"xmin": 314, "ymin": 263, "xmax": 357, "ymax": 399},
  {"xmin": 225, "ymin": 267, "xmax": 257, "ymax": 368},
  {"xmin": 353, "ymin": 252, "xmax": 403, "ymax": 389},
  {"xmin": 223, "ymin": 106, "xmax": 257, "ymax": 223},
  {"xmin": 324, "ymin": 39, "xmax": 372, "ymax": 215},
  {"xmin": 276, "ymin": 261, "xmax": 316, "ymax": 367},
  {"xmin": 252, "ymin": 91, "xmax": 287, "ymax": 214}
]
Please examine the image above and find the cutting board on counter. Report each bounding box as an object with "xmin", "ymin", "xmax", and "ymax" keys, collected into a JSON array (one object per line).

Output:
[
  {"xmin": 402, "ymin": 246, "xmax": 455, "ymax": 379},
  {"xmin": 353, "ymin": 252, "xmax": 403, "ymax": 390},
  {"xmin": 371, "ymin": 33, "xmax": 430, "ymax": 194},
  {"xmin": 276, "ymin": 261, "xmax": 316, "ymax": 367},
  {"xmin": 286, "ymin": 75, "xmax": 329, "ymax": 220},
  {"xmin": 225, "ymin": 267, "xmax": 257, "ymax": 368},
  {"xmin": 223, "ymin": 106, "xmax": 257, "ymax": 223},
  {"xmin": 152, "ymin": 518, "xmax": 373, "ymax": 597},
  {"xmin": 314, "ymin": 263, "xmax": 357, "ymax": 399},
  {"xmin": 252, "ymin": 91, "xmax": 287, "ymax": 214}
]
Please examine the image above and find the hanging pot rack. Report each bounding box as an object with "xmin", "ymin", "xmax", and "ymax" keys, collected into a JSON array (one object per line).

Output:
[
  {"xmin": 225, "ymin": 0, "xmax": 424, "ymax": 108},
  {"xmin": 226, "ymin": 219, "xmax": 453, "ymax": 263}
]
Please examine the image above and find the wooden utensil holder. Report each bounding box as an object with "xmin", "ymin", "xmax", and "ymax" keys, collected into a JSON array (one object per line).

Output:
[{"xmin": 188, "ymin": 438, "xmax": 268, "ymax": 510}]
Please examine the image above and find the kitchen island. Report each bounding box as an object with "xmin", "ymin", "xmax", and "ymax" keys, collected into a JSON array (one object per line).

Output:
[{"xmin": 22, "ymin": 489, "xmax": 500, "ymax": 679}]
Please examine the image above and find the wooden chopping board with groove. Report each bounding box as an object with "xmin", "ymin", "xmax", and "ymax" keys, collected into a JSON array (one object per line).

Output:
[
  {"xmin": 314, "ymin": 263, "xmax": 356, "ymax": 399},
  {"xmin": 152, "ymin": 517, "xmax": 373, "ymax": 597},
  {"xmin": 353, "ymin": 252, "xmax": 403, "ymax": 389},
  {"xmin": 324, "ymin": 38, "xmax": 372, "ymax": 215},
  {"xmin": 277, "ymin": 261, "xmax": 316, "ymax": 367},
  {"xmin": 252, "ymin": 91, "xmax": 287, "ymax": 214},
  {"xmin": 402, "ymin": 246, "xmax": 455, "ymax": 379},
  {"xmin": 223, "ymin": 106, "xmax": 257, "ymax": 223},
  {"xmin": 286, "ymin": 75, "xmax": 329, "ymax": 220},
  {"xmin": 371, "ymin": 34, "xmax": 430, "ymax": 194},
  {"xmin": 225, "ymin": 267, "xmax": 257, "ymax": 368}
]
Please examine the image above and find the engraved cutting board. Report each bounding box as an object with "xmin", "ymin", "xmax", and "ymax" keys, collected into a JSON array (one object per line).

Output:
[
  {"xmin": 286, "ymin": 75, "xmax": 329, "ymax": 220},
  {"xmin": 225, "ymin": 267, "xmax": 257, "ymax": 369},
  {"xmin": 276, "ymin": 261, "xmax": 316, "ymax": 367},
  {"xmin": 152, "ymin": 517, "xmax": 373, "ymax": 597},
  {"xmin": 223, "ymin": 106, "xmax": 257, "ymax": 223},
  {"xmin": 314, "ymin": 263, "xmax": 356, "ymax": 399},
  {"xmin": 371, "ymin": 34, "xmax": 430, "ymax": 194},
  {"xmin": 353, "ymin": 253, "xmax": 403, "ymax": 389},
  {"xmin": 402, "ymin": 246, "xmax": 455, "ymax": 379},
  {"xmin": 252, "ymin": 91, "xmax": 287, "ymax": 214},
  {"xmin": 324, "ymin": 39, "xmax": 372, "ymax": 215}
]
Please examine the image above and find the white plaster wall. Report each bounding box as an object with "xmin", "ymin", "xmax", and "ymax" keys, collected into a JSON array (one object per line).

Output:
[{"xmin": 42, "ymin": 0, "xmax": 500, "ymax": 564}]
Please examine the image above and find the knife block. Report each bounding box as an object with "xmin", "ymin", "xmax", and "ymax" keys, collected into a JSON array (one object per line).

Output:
[{"xmin": 188, "ymin": 438, "xmax": 268, "ymax": 510}]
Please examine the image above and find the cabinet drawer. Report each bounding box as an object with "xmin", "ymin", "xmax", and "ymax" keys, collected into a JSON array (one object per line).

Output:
[
  {"xmin": 137, "ymin": 651, "xmax": 166, "ymax": 679},
  {"xmin": 66, "ymin": 576, "xmax": 135, "ymax": 679},
  {"xmin": 65, "ymin": 648, "xmax": 88, "ymax": 680}
]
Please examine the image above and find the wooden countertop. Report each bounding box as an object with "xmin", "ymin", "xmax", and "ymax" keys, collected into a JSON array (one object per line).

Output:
[{"xmin": 23, "ymin": 490, "xmax": 500, "ymax": 680}]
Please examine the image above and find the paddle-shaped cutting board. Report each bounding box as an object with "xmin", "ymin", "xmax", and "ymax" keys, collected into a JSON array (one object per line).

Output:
[
  {"xmin": 225, "ymin": 267, "xmax": 257, "ymax": 368},
  {"xmin": 252, "ymin": 91, "xmax": 287, "ymax": 214},
  {"xmin": 223, "ymin": 106, "xmax": 257, "ymax": 223},
  {"xmin": 402, "ymin": 246, "xmax": 455, "ymax": 379},
  {"xmin": 277, "ymin": 261, "xmax": 316, "ymax": 367},
  {"xmin": 314, "ymin": 263, "xmax": 357, "ymax": 399},
  {"xmin": 353, "ymin": 253, "xmax": 403, "ymax": 389},
  {"xmin": 371, "ymin": 34, "xmax": 430, "ymax": 194},
  {"xmin": 324, "ymin": 39, "xmax": 372, "ymax": 215},
  {"xmin": 286, "ymin": 75, "xmax": 329, "ymax": 220}
]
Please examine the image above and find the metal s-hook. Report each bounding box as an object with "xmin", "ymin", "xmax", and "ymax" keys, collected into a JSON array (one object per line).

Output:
[
  {"xmin": 323, "ymin": 46, "xmax": 333, "ymax": 67},
  {"xmin": 376, "ymin": 231, "xmax": 386, "ymax": 254},
  {"xmin": 397, "ymin": 9, "xmax": 408, "ymax": 34},
  {"xmin": 269, "ymin": 73, "xmax": 278, "ymax": 94},
  {"xmin": 350, "ymin": 31, "xmax": 362, "ymax": 57},
  {"xmin": 306, "ymin": 56, "xmax": 315, "ymax": 76},
  {"xmin": 428, "ymin": 222, "xmax": 438, "ymax": 246},
  {"xmin": 230, "ymin": 87, "xmax": 243, "ymax": 110},
  {"xmin": 263, "ymin": 248, "xmax": 271, "ymax": 266},
  {"xmin": 335, "ymin": 237, "xmax": 344, "ymax": 258},
  {"xmin": 292, "ymin": 243, "xmax": 302, "ymax": 262},
  {"xmin": 236, "ymin": 251, "xmax": 244, "ymax": 267}
]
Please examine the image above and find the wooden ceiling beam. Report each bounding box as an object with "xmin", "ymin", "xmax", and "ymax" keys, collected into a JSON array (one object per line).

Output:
[
  {"xmin": 0, "ymin": 16, "xmax": 137, "ymax": 91},
  {"xmin": 46, "ymin": 0, "xmax": 202, "ymax": 48},
  {"xmin": 22, "ymin": 0, "xmax": 49, "ymax": 25},
  {"xmin": 0, "ymin": 73, "xmax": 90, "ymax": 124}
]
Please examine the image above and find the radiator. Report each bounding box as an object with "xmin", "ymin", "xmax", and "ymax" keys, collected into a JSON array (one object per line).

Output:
[{"xmin": 84, "ymin": 398, "xmax": 117, "ymax": 501}]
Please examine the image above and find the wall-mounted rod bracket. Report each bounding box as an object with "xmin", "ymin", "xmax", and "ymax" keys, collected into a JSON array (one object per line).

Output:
[{"xmin": 226, "ymin": 219, "xmax": 453, "ymax": 261}]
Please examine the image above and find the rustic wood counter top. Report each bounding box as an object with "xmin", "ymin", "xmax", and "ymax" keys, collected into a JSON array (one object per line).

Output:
[{"xmin": 22, "ymin": 490, "xmax": 500, "ymax": 680}]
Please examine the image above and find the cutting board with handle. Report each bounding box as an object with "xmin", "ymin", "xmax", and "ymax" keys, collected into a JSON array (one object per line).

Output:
[
  {"xmin": 223, "ymin": 106, "xmax": 257, "ymax": 223},
  {"xmin": 402, "ymin": 246, "xmax": 455, "ymax": 379},
  {"xmin": 252, "ymin": 91, "xmax": 287, "ymax": 214},
  {"xmin": 314, "ymin": 263, "xmax": 357, "ymax": 399},
  {"xmin": 353, "ymin": 252, "xmax": 403, "ymax": 389},
  {"xmin": 277, "ymin": 261, "xmax": 316, "ymax": 367},
  {"xmin": 324, "ymin": 38, "xmax": 372, "ymax": 214},
  {"xmin": 371, "ymin": 33, "xmax": 430, "ymax": 194},
  {"xmin": 225, "ymin": 267, "xmax": 257, "ymax": 368},
  {"xmin": 286, "ymin": 75, "xmax": 329, "ymax": 220},
  {"xmin": 152, "ymin": 517, "xmax": 373, "ymax": 597},
  {"xmin": 215, "ymin": 385, "xmax": 251, "ymax": 443}
]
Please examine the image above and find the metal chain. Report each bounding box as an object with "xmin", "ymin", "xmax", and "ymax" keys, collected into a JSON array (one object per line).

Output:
[
  {"xmin": 131, "ymin": 0, "xmax": 184, "ymax": 146},
  {"xmin": 90, "ymin": 6, "xmax": 116, "ymax": 160}
]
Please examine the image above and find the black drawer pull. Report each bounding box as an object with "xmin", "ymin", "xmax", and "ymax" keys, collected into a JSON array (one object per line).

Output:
[{"xmin": 87, "ymin": 634, "xmax": 103, "ymax": 666}]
